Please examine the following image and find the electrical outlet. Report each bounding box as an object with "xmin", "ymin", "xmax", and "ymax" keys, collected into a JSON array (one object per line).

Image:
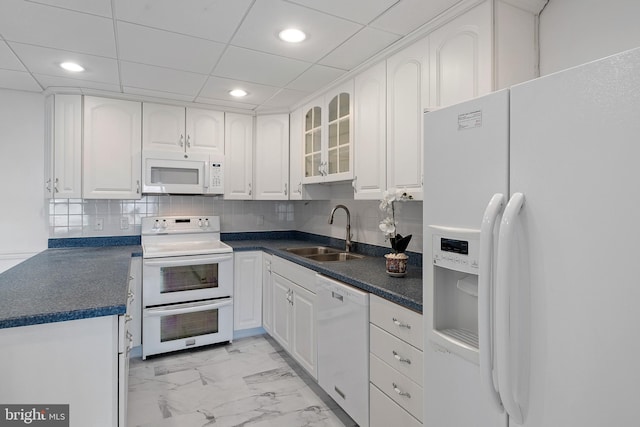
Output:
[
  {"xmin": 120, "ymin": 217, "xmax": 129, "ymax": 230},
  {"xmin": 95, "ymin": 218, "xmax": 104, "ymax": 231}
]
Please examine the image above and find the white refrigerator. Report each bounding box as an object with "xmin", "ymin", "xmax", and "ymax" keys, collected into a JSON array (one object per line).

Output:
[{"xmin": 423, "ymin": 47, "xmax": 640, "ymax": 427}]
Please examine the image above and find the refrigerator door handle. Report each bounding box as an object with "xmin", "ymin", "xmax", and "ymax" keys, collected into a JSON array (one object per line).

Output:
[
  {"xmin": 496, "ymin": 192, "xmax": 525, "ymax": 424},
  {"xmin": 479, "ymin": 193, "xmax": 506, "ymax": 413}
]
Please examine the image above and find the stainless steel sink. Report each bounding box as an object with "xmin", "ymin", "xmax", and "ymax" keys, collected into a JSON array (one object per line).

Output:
[
  {"xmin": 283, "ymin": 246, "xmax": 365, "ymax": 262},
  {"xmin": 284, "ymin": 246, "xmax": 342, "ymax": 256},
  {"xmin": 305, "ymin": 252, "xmax": 365, "ymax": 262}
]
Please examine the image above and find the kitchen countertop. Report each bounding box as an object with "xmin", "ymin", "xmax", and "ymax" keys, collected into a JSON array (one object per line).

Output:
[
  {"xmin": 0, "ymin": 233, "xmax": 422, "ymax": 330},
  {"xmin": 0, "ymin": 245, "xmax": 141, "ymax": 329},
  {"xmin": 227, "ymin": 239, "xmax": 423, "ymax": 313}
]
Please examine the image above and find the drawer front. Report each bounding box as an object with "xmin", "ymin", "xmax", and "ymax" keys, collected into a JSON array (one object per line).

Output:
[
  {"xmin": 370, "ymin": 324, "xmax": 423, "ymax": 386},
  {"xmin": 272, "ymin": 256, "xmax": 316, "ymax": 294},
  {"xmin": 370, "ymin": 353, "xmax": 423, "ymax": 422},
  {"xmin": 370, "ymin": 294, "xmax": 423, "ymax": 350},
  {"xmin": 370, "ymin": 383, "xmax": 422, "ymax": 427}
]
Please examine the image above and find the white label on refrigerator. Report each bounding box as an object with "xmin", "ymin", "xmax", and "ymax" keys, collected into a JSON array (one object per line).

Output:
[{"xmin": 458, "ymin": 110, "xmax": 482, "ymax": 130}]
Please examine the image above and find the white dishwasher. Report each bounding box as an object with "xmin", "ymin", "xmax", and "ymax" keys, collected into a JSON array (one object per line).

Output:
[{"xmin": 316, "ymin": 274, "xmax": 370, "ymax": 427}]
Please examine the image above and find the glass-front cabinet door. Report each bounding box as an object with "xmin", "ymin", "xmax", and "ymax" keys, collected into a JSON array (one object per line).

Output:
[
  {"xmin": 301, "ymin": 80, "xmax": 354, "ymax": 184},
  {"xmin": 304, "ymin": 105, "xmax": 323, "ymax": 183},
  {"xmin": 327, "ymin": 92, "xmax": 351, "ymax": 176}
]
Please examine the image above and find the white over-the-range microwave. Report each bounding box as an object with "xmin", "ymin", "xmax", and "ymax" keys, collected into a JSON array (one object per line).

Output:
[{"xmin": 142, "ymin": 151, "xmax": 224, "ymax": 195}]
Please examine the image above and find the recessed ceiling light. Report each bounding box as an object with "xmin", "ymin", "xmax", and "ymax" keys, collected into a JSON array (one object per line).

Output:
[
  {"xmin": 229, "ymin": 89, "xmax": 248, "ymax": 98},
  {"xmin": 60, "ymin": 62, "xmax": 84, "ymax": 72},
  {"xmin": 278, "ymin": 28, "xmax": 306, "ymax": 43}
]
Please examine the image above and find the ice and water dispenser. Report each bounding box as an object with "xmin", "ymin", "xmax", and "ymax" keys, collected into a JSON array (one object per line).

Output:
[{"xmin": 429, "ymin": 226, "xmax": 480, "ymax": 364}]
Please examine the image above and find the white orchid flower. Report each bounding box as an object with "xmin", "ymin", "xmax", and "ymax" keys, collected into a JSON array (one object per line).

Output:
[
  {"xmin": 379, "ymin": 217, "xmax": 396, "ymax": 236},
  {"xmin": 379, "ymin": 189, "xmax": 397, "ymax": 211}
]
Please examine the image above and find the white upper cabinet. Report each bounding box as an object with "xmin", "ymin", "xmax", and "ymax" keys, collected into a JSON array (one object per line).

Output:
[
  {"xmin": 386, "ymin": 37, "xmax": 428, "ymax": 201},
  {"xmin": 302, "ymin": 80, "xmax": 354, "ymax": 184},
  {"xmin": 83, "ymin": 96, "xmax": 142, "ymax": 199},
  {"xmin": 45, "ymin": 94, "xmax": 82, "ymax": 199},
  {"xmin": 224, "ymin": 113, "xmax": 253, "ymax": 200},
  {"xmin": 254, "ymin": 114, "xmax": 289, "ymax": 200},
  {"xmin": 428, "ymin": 0, "xmax": 544, "ymax": 108},
  {"xmin": 289, "ymin": 107, "xmax": 304, "ymax": 200},
  {"xmin": 354, "ymin": 61, "xmax": 387, "ymax": 200},
  {"xmin": 143, "ymin": 103, "xmax": 223, "ymax": 155},
  {"xmin": 428, "ymin": 0, "xmax": 492, "ymax": 108}
]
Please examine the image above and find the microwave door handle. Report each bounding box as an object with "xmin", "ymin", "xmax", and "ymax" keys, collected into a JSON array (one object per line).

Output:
[
  {"xmin": 143, "ymin": 254, "xmax": 233, "ymax": 267},
  {"xmin": 144, "ymin": 298, "xmax": 232, "ymax": 317}
]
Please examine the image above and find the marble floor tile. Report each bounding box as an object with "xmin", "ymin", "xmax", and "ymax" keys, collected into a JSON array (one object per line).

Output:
[{"xmin": 128, "ymin": 334, "xmax": 358, "ymax": 427}]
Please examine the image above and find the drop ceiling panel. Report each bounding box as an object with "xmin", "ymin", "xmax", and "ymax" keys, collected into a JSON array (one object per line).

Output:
[
  {"xmin": 0, "ymin": 69, "xmax": 42, "ymax": 92},
  {"xmin": 371, "ymin": 0, "xmax": 462, "ymax": 35},
  {"xmin": 9, "ymin": 43, "xmax": 120, "ymax": 85},
  {"xmin": 214, "ymin": 46, "xmax": 310, "ymax": 87},
  {"xmin": 27, "ymin": 0, "xmax": 113, "ymax": 17},
  {"xmin": 0, "ymin": 42, "xmax": 26, "ymax": 71},
  {"xmin": 117, "ymin": 22, "xmax": 225, "ymax": 74},
  {"xmin": 0, "ymin": 0, "xmax": 116, "ymax": 57},
  {"xmin": 319, "ymin": 26, "xmax": 401, "ymax": 70},
  {"xmin": 120, "ymin": 61, "xmax": 208, "ymax": 97},
  {"xmin": 114, "ymin": 0, "xmax": 253, "ymax": 43},
  {"xmin": 286, "ymin": 64, "xmax": 346, "ymax": 92},
  {"xmin": 257, "ymin": 88, "xmax": 310, "ymax": 110},
  {"xmin": 199, "ymin": 76, "xmax": 280, "ymax": 105},
  {"xmin": 195, "ymin": 96, "xmax": 257, "ymax": 111},
  {"xmin": 34, "ymin": 74, "xmax": 121, "ymax": 93},
  {"xmin": 231, "ymin": 0, "xmax": 363, "ymax": 63},
  {"xmin": 286, "ymin": 0, "xmax": 400, "ymax": 25}
]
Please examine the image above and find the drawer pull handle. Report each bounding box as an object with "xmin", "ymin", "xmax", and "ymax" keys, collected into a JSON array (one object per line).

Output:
[
  {"xmin": 392, "ymin": 383, "xmax": 411, "ymax": 398},
  {"xmin": 392, "ymin": 350, "xmax": 411, "ymax": 364},
  {"xmin": 392, "ymin": 317, "xmax": 411, "ymax": 329}
]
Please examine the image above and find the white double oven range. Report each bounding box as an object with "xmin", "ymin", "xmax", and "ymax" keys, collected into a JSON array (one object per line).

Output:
[{"xmin": 141, "ymin": 216, "xmax": 234, "ymax": 359}]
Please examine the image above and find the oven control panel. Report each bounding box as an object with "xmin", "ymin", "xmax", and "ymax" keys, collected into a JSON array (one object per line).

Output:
[{"xmin": 141, "ymin": 216, "xmax": 221, "ymax": 234}]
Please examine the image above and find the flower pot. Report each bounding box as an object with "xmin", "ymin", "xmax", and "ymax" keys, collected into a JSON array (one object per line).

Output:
[{"xmin": 384, "ymin": 253, "xmax": 408, "ymax": 277}]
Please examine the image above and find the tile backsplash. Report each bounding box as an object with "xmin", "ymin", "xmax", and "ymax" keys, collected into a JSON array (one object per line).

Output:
[{"xmin": 48, "ymin": 196, "xmax": 423, "ymax": 253}]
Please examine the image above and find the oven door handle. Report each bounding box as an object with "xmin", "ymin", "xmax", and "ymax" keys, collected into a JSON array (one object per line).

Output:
[
  {"xmin": 143, "ymin": 253, "xmax": 233, "ymax": 267},
  {"xmin": 144, "ymin": 298, "xmax": 232, "ymax": 317}
]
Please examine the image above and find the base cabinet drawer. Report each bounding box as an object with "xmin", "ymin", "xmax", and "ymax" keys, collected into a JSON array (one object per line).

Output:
[
  {"xmin": 370, "ymin": 353, "xmax": 423, "ymax": 422},
  {"xmin": 370, "ymin": 383, "xmax": 422, "ymax": 427},
  {"xmin": 370, "ymin": 323, "xmax": 423, "ymax": 386},
  {"xmin": 370, "ymin": 294, "xmax": 423, "ymax": 350}
]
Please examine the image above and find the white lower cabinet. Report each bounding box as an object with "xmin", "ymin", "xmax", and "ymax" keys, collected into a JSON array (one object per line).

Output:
[
  {"xmin": 233, "ymin": 251, "xmax": 263, "ymax": 332},
  {"xmin": 370, "ymin": 294, "xmax": 424, "ymax": 425},
  {"xmin": 0, "ymin": 316, "xmax": 121, "ymax": 426},
  {"xmin": 270, "ymin": 256, "xmax": 317, "ymax": 379}
]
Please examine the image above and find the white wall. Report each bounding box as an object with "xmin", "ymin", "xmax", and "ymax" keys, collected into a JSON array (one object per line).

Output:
[
  {"xmin": 540, "ymin": 0, "xmax": 640, "ymax": 75},
  {"xmin": 0, "ymin": 89, "xmax": 47, "ymax": 271}
]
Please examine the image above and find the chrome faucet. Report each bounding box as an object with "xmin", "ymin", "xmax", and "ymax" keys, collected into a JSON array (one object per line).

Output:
[{"xmin": 328, "ymin": 204, "xmax": 352, "ymax": 252}]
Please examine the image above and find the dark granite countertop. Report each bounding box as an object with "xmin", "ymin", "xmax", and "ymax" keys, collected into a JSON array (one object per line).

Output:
[
  {"xmin": 0, "ymin": 232, "xmax": 422, "ymax": 330},
  {"xmin": 0, "ymin": 245, "xmax": 141, "ymax": 329},
  {"xmin": 226, "ymin": 238, "xmax": 423, "ymax": 313}
]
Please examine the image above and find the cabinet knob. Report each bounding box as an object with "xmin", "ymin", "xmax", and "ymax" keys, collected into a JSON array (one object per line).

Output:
[
  {"xmin": 186, "ymin": 135, "xmax": 191, "ymax": 147},
  {"xmin": 136, "ymin": 180, "xmax": 140, "ymax": 194},
  {"xmin": 352, "ymin": 176, "xmax": 357, "ymax": 193},
  {"xmin": 248, "ymin": 182, "xmax": 252, "ymax": 196},
  {"xmin": 54, "ymin": 177, "xmax": 59, "ymax": 193},
  {"xmin": 179, "ymin": 134, "xmax": 184, "ymax": 147},
  {"xmin": 284, "ymin": 183, "xmax": 288, "ymax": 196}
]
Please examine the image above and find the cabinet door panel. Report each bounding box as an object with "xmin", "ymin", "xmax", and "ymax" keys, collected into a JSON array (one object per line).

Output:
[
  {"xmin": 255, "ymin": 114, "xmax": 289, "ymax": 200},
  {"xmin": 292, "ymin": 284, "xmax": 316, "ymax": 379},
  {"xmin": 262, "ymin": 254, "xmax": 273, "ymax": 334},
  {"xmin": 386, "ymin": 38, "xmax": 427, "ymax": 200},
  {"xmin": 272, "ymin": 274, "xmax": 293, "ymax": 350},
  {"xmin": 224, "ymin": 113, "xmax": 253, "ymax": 200},
  {"xmin": 51, "ymin": 94, "xmax": 82, "ymax": 199},
  {"xmin": 187, "ymin": 108, "xmax": 224, "ymax": 154},
  {"xmin": 83, "ymin": 97, "xmax": 141, "ymax": 199},
  {"xmin": 354, "ymin": 62, "xmax": 386, "ymax": 199},
  {"xmin": 234, "ymin": 251, "xmax": 263, "ymax": 331},
  {"xmin": 142, "ymin": 103, "xmax": 185, "ymax": 152}
]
